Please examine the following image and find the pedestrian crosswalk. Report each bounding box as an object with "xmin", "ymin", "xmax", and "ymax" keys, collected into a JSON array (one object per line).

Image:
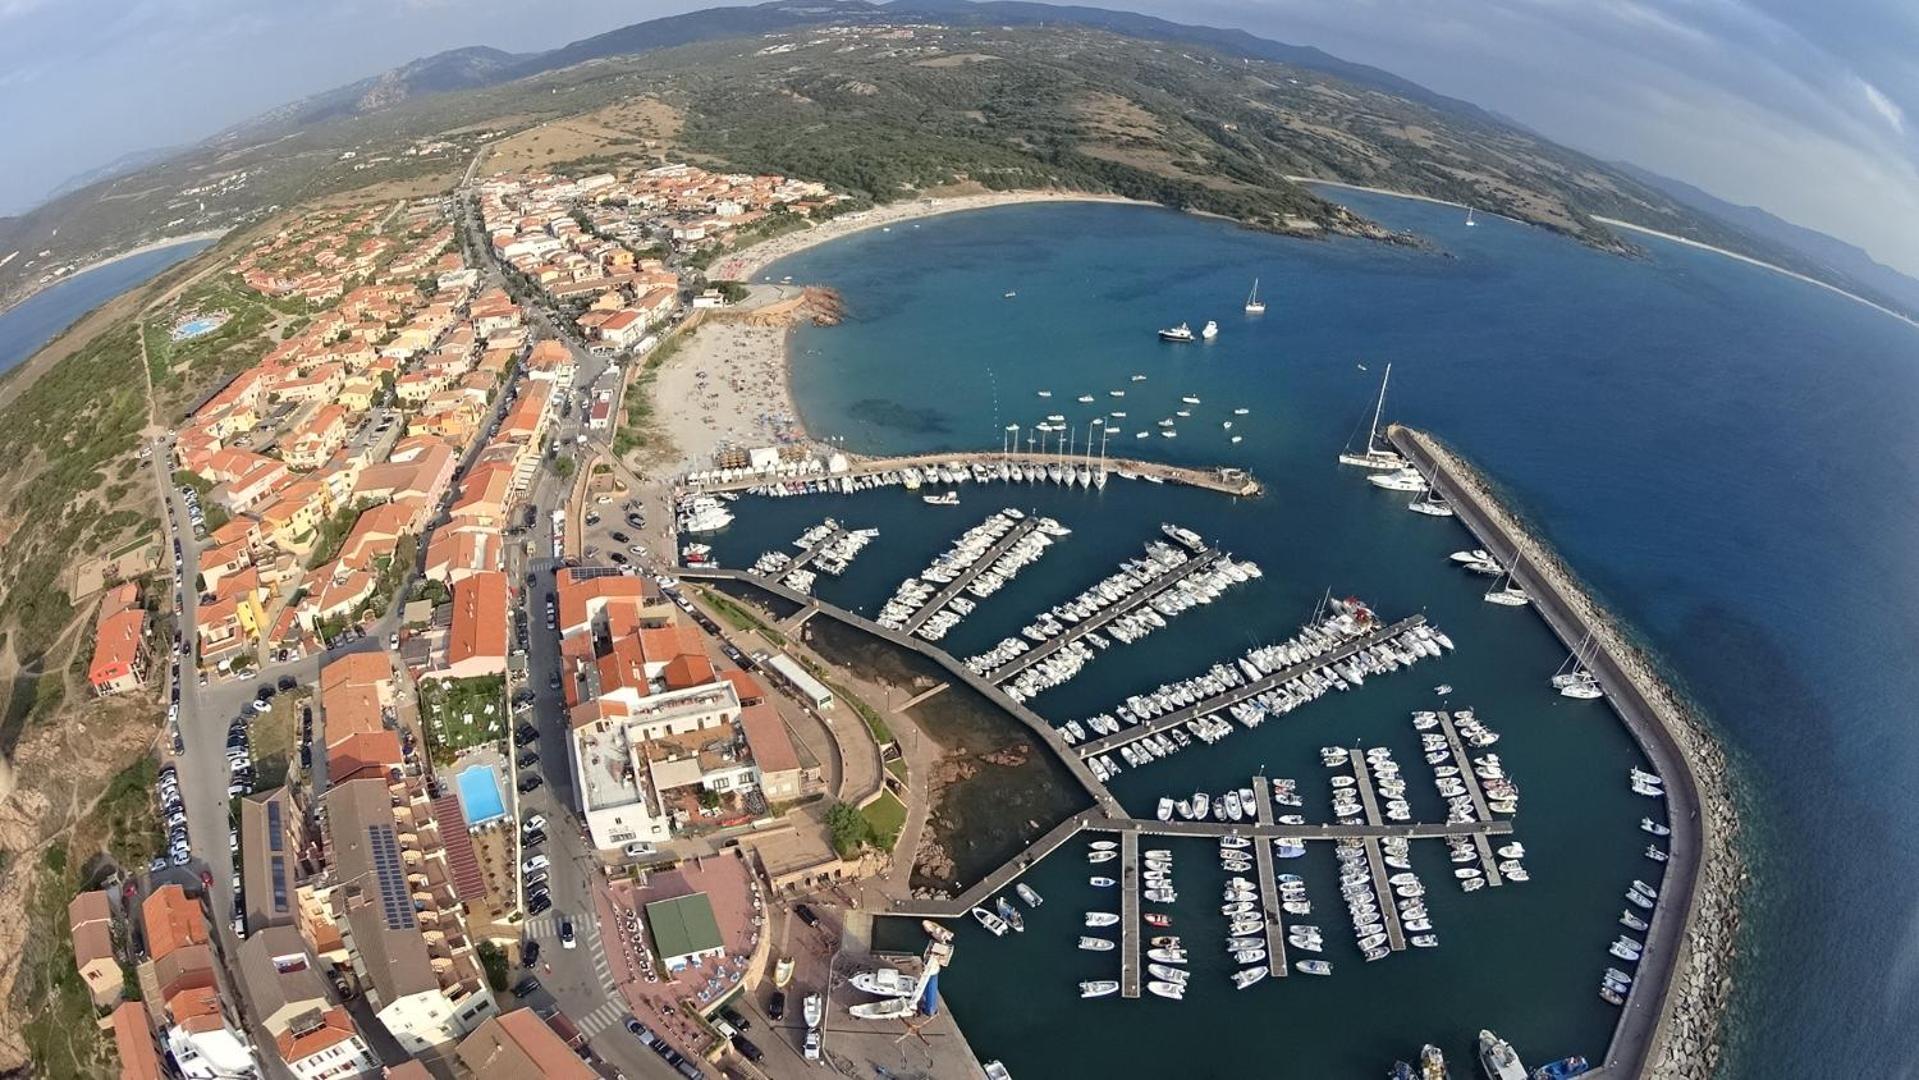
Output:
[{"xmin": 576, "ymin": 999, "xmax": 627, "ymax": 1037}]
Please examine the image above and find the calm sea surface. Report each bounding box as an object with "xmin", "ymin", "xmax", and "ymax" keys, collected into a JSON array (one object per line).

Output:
[
  {"xmin": 0, "ymin": 238, "xmax": 215, "ymax": 375},
  {"xmin": 707, "ymin": 196, "xmax": 1919, "ymax": 1077}
]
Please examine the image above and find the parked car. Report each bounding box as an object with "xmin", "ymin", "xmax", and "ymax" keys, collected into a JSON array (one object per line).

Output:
[
  {"xmin": 803, "ymin": 1029, "xmax": 822, "ymax": 1061},
  {"xmin": 517, "ymin": 775, "xmax": 544, "ymax": 793},
  {"xmin": 521, "ymin": 939, "xmax": 540, "ymax": 967},
  {"xmin": 559, "ymin": 919, "xmax": 576, "ymax": 949},
  {"xmin": 720, "ymin": 1006, "xmax": 752, "ymax": 1032},
  {"xmin": 522, "ymin": 813, "xmax": 547, "ymax": 833},
  {"xmin": 794, "ymin": 903, "xmax": 821, "ymax": 929},
  {"xmin": 521, "ymin": 854, "xmax": 550, "ymax": 874},
  {"xmin": 767, "ymin": 991, "xmax": 786, "ymax": 1021},
  {"xmin": 516, "ymin": 751, "xmax": 540, "ymax": 769},
  {"xmin": 526, "ymin": 893, "xmax": 552, "ymax": 916},
  {"xmin": 511, "ymin": 976, "xmax": 541, "ymax": 998},
  {"xmin": 622, "ymin": 841, "xmax": 656, "ymax": 859}
]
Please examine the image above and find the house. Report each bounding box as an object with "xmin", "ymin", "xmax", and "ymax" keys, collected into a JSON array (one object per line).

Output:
[
  {"xmin": 422, "ymin": 525, "xmax": 502, "ymax": 585},
  {"xmin": 111, "ymin": 1000, "xmax": 164, "ymax": 1080},
  {"xmin": 738, "ymin": 698, "xmax": 803, "ymax": 802},
  {"xmin": 68, "ymin": 890, "xmax": 124, "ymax": 1007},
  {"xmin": 455, "ymin": 1009, "xmax": 596, "ymax": 1080},
  {"xmin": 162, "ymin": 984, "xmax": 257, "ymax": 1079},
  {"xmin": 239, "ymin": 789, "xmax": 298, "ymax": 933},
  {"xmin": 522, "ymin": 340, "xmax": 575, "ymax": 382},
  {"xmin": 143, "ymin": 885, "xmax": 209, "ymax": 963},
  {"xmin": 427, "ymin": 571, "xmax": 508, "ymax": 682},
  {"xmin": 88, "ymin": 583, "xmax": 151, "ymax": 696},
  {"xmin": 643, "ymin": 893, "xmax": 724, "ymax": 972},
  {"xmin": 238, "ymin": 926, "xmax": 379, "ymax": 1080}
]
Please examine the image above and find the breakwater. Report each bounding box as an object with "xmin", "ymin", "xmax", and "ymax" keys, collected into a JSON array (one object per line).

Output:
[{"xmin": 1390, "ymin": 425, "xmax": 1744, "ymax": 1080}]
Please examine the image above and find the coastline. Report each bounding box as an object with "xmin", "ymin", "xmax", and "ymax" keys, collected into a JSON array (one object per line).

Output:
[
  {"xmin": 709, "ymin": 190, "xmax": 1155, "ymax": 283},
  {"xmin": 0, "ymin": 229, "xmax": 229, "ymax": 319},
  {"xmin": 1592, "ymin": 215, "xmax": 1919, "ymax": 332},
  {"xmin": 1393, "ymin": 426, "xmax": 1744, "ymax": 1080}
]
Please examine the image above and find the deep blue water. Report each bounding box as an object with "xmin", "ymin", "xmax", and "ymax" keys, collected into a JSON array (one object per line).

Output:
[
  {"xmin": 0, "ymin": 238, "xmax": 215, "ymax": 375},
  {"xmin": 735, "ymin": 196, "xmax": 1919, "ymax": 1077}
]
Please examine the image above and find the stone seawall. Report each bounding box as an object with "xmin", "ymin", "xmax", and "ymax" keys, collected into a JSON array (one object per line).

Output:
[{"xmin": 1392, "ymin": 426, "xmax": 1744, "ymax": 1080}]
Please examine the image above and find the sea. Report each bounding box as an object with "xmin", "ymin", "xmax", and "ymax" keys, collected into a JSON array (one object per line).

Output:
[
  {"xmin": 0, "ymin": 237, "xmax": 216, "ymax": 376},
  {"xmin": 700, "ymin": 194, "xmax": 1919, "ymax": 1078}
]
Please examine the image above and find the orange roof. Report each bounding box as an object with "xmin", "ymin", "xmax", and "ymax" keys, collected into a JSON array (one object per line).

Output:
[
  {"xmin": 276, "ymin": 1007, "xmax": 361, "ymax": 1063},
  {"xmin": 327, "ymin": 730, "xmax": 404, "ymax": 783},
  {"xmin": 321, "ymin": 652, "xmax": 390, "ymax": 745},
  {"xmin": 141, "ymin": 885, "xmax": 207, "ymax": 962},
  {"xmin": 111, "ymin": 1001, "xmax": 162, "ymax": 1080},
  {"xmin": 721, "ymin": 668, "xmax": 766, "ymax": 705},
  {"xmin": 554, "ymin": 569, "xmax": 651, "ymax": 635},
  {"xmin": 89, "ymin": 608, "xmax": 148, "ymax": 687},
  {"xmin": 662, "ymin": 653, "xmax": 714, "ymax": 691},
  {"xmin": 167, "ymin": 985, "xmax": 225, "ymax": 1032},
  {"xmin": 448, "ymin": 572, "xmax": 509, "ymax": 668},
  {"xmin": 68, "ymin": 890, "xmax": 116, "ymax": 970}
]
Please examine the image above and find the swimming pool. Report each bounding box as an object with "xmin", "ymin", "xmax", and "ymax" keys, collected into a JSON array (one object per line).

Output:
[
  {"xmin": 170, "ymin": 315, "xmax": 225, "ymax": 340},
  {"xmin": 455, "ymin": 764, "xmax": 507, "ymax": 825}
]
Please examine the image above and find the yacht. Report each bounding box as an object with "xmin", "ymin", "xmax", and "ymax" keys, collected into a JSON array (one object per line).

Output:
[
  {"xmin": 1450, "ymin": 549, "xmax": 1493, "ymax": 564},
  {"xmin": 1421, "ymin": 1045, "xmax": 1448, "ymax": 1080},
  {"xmin": 1181, "ymin": 395, "xmax": 1202, "ymax": 405},
  {"xmin": 1244, "ymin": 278, "xmax": 1266, "ymax": 314},
  {"xmin": 1484, "ymin": 569, "xmax": 1531, "ymax": 607},
  {"xmin": 1158, "ymin": 322, "xmax": 1196, "ymax": 343},
  {"xmin": 1478, "ymin": 1030, "xmax": 1527, "ymax": 1080},
  {"xmin": 1338, "ymin": 363, "xmax": 1409, "ymax": 470},
  {"xmin": 922, "ymin": 491, "xmax": 960, "ymax": 506},
  {"xmin": 1369, "ymin": 467, "xmax": 1429, "ymax": 492}
]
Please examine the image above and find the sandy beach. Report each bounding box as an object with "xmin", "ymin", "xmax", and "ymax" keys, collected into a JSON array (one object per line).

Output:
[
  {"xmin": 657, "ymin": 191, "xmax": 1153, "ymax": 474},
  {"xmin": 709, "ymin": 189, "xmax": 1152, "ymax": 283},
  {"xmin": 0, "ymin": 228, "xmax": 229, "ymax": 316}
]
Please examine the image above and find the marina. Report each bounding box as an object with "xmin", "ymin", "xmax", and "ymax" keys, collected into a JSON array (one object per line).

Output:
[
  {"xmin": 1248, "ymin": 778, "xmax": 1290, "ymax": 976},
  {"xmin": 898, "ymin": 513, "xmax": 1046, "ymax": 636},
  {"xmin": 1346, "ymin": 753, "xmax": 1408, "ymax": 952},
  {"xmin": 682, "ymin": 449, "xmax": 1262, "ymax": 498},
  {"xmin": 1119, "ymin": 831, "xmax": 1142, "ymax": 998},
  {"xmin": 1434, "ymin": 710, "xmax": 1506, "ymax": 886}
]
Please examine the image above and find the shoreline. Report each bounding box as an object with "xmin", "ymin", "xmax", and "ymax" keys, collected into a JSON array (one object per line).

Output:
[
  {"xmin": 1393, "ymin": 426, "xmax": 1744, "ymax": 1080},
  {"xmin": 0, "ymin": 229, "xmax": 229, "ymax": 319},
  {"xmin": 1592, "ymin": 216, "xmax": 1919, "ymax": 332}
]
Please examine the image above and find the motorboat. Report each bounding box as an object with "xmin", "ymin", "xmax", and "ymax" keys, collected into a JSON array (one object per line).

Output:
[
  {"xmin": 1231, "ymin": 966, "xmax": 1268, "ymax": 990},
  {"xmin": 1146, "ymin": 980, "xmax": 1186, "ymax": 1000},
  {"xmin": 1143, "ymin": 913, "xmax": 1172, "ymax": 928},
  {"xmin": 1077, "ymin": 936, "xmax": 1115, "ymax": 952},
  {"xmin": 1641, "ymin": 818, "xmax": 1671, "ymax": 837},
  {"xmin": 1016, "ymin": 883, "xmax": 1044, "ymax": 907},
  {"xmin": 1158, "ymin": 322, "xmax": 1196, "ymax": 343},
  {"xmin": 1478, "ymin": 1030, "xmax": 1528, "ymax": 1080},
  {"xmin": 1200, "ymin": 321, "xmax": 1219, "ymax": 340},
  {"xmin": 1149, "ymin": 963, "xmax": 1190, "ymax": 984},
  {"xmin": 1619, "ymin": 910, "xmax": 1649, "ymax": 932},
  {"xmin": 994, "ymin": 896, "xmax": 1025, "ymax": 933},
  {"xmin": 1088, "ymin": 850, "xmax": 1118, "ymax": 864},
  {"xmin": 1089, "ymin": 876, "xmax": 1116, "ymax": 888},
  {"xmin": 1085, "ymin": 912, "xmax": 1120, "ymax": 927},
  {"xmin": 851, "ymin": 968, "xmax": 919, "ymax": 998},
  {"xmin": 1531, "ymin": 1056, "xmax": 1592, "ymax": 1079},
  {"xmin": 1147, "ymin": 947, "xmax": 1188, "ymax": 964},
  {"xmin": 1157, "ymin": 797, "xmax": 1175, "ymax": 821},
  {"xmin": 1645, "ymin": 845, "xmax": 1669, "ymax": 863},
  {"xmin": 803, "ymin": 993, "xmax": 823, "ymax": 1029},
  {"xmin": 1090, "ymin": 840, "xmax": 1119, "ymax": 851},
  {"xmin": 1420, "ymin": 1045, "xmax": 1448, "ymax": 1080},
  {"xmin": 1080, "ymin": 980, "xmax": 1119, "ymax": 998},
  {"xmin": 972, "ymin": 906, "xmax": 1009, "ymax": 936},
  {"xmin": 1295, "ymin": 959, "xmax": 1332, "ymax": 976},
  {"xmin": 1150, "ymin": 935, "xmax": 1182, "ymax": 949},
  {"xmin": 921, "ymin": 921, "xmax": 954, "ymax": 944}
]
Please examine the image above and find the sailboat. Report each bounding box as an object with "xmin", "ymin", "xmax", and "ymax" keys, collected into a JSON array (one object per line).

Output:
[
  {"xmin": 1554, "ymin": 633, "xmax": 1605, "ymax": 699},
  {"xmin": 1465, "ymin": 206, "xmax": 1477, "ymax": 227},
  {"xmin": 1337, "ymin": 363, "xmax": 1408, "ymax": 470},
  {"xmin": 1484, "ymin": 562, "xmax": 1531, "ymax": 607},
  {"xmin": 1244, "ymin": 278, "xmax": 1266, "ymax": 314}
]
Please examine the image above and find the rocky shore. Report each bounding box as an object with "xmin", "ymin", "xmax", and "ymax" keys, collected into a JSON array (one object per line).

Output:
[{"xmin": 1401, "ymin": 427, "xmax": 1744, "ymax": 1079}]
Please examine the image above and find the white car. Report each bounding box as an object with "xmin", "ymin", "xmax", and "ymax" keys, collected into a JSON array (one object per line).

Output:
[
  {"xmin": 623, "ymin": 841, "xmax": 656, "ymax": 859},
  {"xmin": 522, "ymin": 854, "xmax": 550, "ymax": 874},
  {"xmin": 522, "ymin": 813, "xmax": 547, "ymax": 833},
  {"xmin": 803, "ymin": 1029, "xmax": 822, "ymax": 1061}
]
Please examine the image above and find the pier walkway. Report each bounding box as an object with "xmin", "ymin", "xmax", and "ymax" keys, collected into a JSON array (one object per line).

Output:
[
  {"xmin": 982, "ymin": 543, "xmax": 1223, "ymax": 682},
  {"xmin": 900, "ymin": 515, "xmax": 1042, "ymax": 636},
  {"xmin": 1120, "ymin": 832, "xmax": 1142, "ymax": 999},
  {"xmin": 1390, "ymin": 426, "xmax": 1704, "ymax": 1078},
  {"xmin": 786, "ymin": 524, "xmax": 849, "ymax": 575},
  {"xmin": 1250, "ymin": 778, "xmax": 1289, "ymax": 976},
  {"xmin": 684, "ymin": 449, "xmax": 1262, "ymax": 498},
  {"xmin": 1436, "ymin": 711, "xmax": 1503, "ymax": 886},
  {"xmin": 1348, "ymin": 754, "xmax": 1407, "ymax": 952},
  {"xmin": 1072, "ymin": 615, "xmax": 1426, "ymax": 759}
]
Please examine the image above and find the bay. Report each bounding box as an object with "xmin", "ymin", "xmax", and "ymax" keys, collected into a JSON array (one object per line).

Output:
[
  {"xmin": 712, "ymin": 195, "xmax": 1919, "ymax": 1077},
  {"xmin": 0, "ymin": 238, "xmax": 216, "ymax": 376}
]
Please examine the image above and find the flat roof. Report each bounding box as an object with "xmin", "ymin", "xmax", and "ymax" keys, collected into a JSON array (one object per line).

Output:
[
  {"xmin": 764, "ymin": 652, "xmax": 833, "ymax": 706},
  {"xmin": 644, "ymin": 892, "xmax": 723, "ymax": 962}
]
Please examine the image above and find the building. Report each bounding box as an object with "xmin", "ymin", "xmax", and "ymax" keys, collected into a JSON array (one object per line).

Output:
[
  {"xmin": 68, "ymin": 889, "xmax": 123, "ymax": 1007},
  {"xmin": 763, "ymin": 651, "xmax": 834, "ymax": 710},
  {"xmin": 111, "ymin": 1000, "xmax": 165, "ymax": 1080},
  {"xmin": 88, "ymin": 583, "xmax": 151, "ymax": 695},
  {"xmin": 425, "ymin": 570, "xmax": 508, "ymax": 681},
  {"xmin": 238, "ymin": 926, "xmax": 378, "ymax": 1080},
  {"xmin": 643, "ymin": 893, "xmax": 724, "ymax": 972},
  {"xmin": 239, "ymin": 789, "xmax": 298, "ymax": 932},
  {"xmin": 737, "ymin": 699, "xmax": 803, "ymax": 802},
  {"xmin": 142, "ymin": 884, "xmax": 209, "ymax": 962},
  {"xmin": 454, "ymin": 1008, "xmax": 595, "ymax": 1080},
  {"xmin": 163, "ymin": 984, "xmax": 258, "ymax": 1079}
]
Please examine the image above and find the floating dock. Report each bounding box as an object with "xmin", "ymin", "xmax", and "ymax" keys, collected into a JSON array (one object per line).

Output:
[
  {"xmin": 900, "ymin": 515, "xmax": 1042, "ymax": 636},
  {"xmin": 684, "ymin": 449, "xmax": 1263, "ymax": 498},
  {"xmin": 1348, "ymin": 753, "xmax": 1407, "ymax": 952},
  {"xmin": 1435, "ymin": 711, "xmax": 1503, "ymax": 886},
  {"xmin": 1249, "ymin": 777, "xmax": 1289, "ymax": 977},
  {"xmin": 983, "ymin": 542, "xmax": 1224, "ymax": 682},
  {"xmin": 1120, "ymin": 830, "xmax": 1142, "ymax": 999},
  {"xmin": 1073, "ymin": 615, "xmax": 1427, "ymax": 759},
  {"xmin": 784, "ymin": 523, "xmax": 850, "ymax": 575}
]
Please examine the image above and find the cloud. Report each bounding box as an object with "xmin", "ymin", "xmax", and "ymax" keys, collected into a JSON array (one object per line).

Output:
[{"xmin": 1859, "ymin": 77, "xmax": 1907, "ymax": 133}]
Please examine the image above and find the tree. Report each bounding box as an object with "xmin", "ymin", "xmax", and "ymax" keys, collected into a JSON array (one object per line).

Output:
[
  {"xmin": 825, "ymin": 802, "xmax": 870, "ymax": 859},
  {"xmin": 476, "ymin": 941, "xmax": 509, "ymax": 992},
  {"xmin": 550, "ymin": 454, "xmax": 575, "ymax": 479}
]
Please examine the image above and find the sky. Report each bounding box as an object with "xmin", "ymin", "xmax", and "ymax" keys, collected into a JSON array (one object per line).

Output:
[{"xmin": 2, "ymin": 0, "xmax": 1916, "ymax": 275}]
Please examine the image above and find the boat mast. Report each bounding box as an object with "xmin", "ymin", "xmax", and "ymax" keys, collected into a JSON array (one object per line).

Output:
[{"xmin": 1369, "ymin": 363, "xmax": 1392, "ymax": 453}]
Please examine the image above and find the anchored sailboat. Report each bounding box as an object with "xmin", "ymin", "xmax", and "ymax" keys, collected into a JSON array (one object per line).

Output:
[
  {"xmin": 1338, "ymin": 363, "xmax": 1408, "ymax": 470},
  {"xmin": 1554, "ymin": 632, "xmax": 1605, "ymax": 698},
  {"xmin": 1484, "ymin": 557, "xmax": 1531, "ymax": 607},
  {"xmin": 1244, "ymin": 278, "xmax": 1266, "ymax": 314}
]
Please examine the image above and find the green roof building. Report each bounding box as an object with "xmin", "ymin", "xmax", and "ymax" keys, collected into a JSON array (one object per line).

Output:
[{"xmin": 644, "ymin": 892, "xmax": 725, "ymax": 971}]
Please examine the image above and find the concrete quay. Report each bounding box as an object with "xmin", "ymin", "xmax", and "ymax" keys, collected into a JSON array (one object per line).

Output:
[
  {"xmin": 684, "ymin": 448, "xmax": 1263, "ymax": 498},
  {"xmin": 1072, "ymin": 615, "xmax": 1427, "ymax": 759},
  {"xmin": 1389, "ymin": 426, "xmax": 1738, "ymax": 1080}
]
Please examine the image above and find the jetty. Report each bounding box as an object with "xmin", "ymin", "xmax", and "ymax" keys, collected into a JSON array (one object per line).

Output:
[
  {"xmin": 1348, "ymin": 753, "xmax": 1406, "ymax": 951},
  {"xmin": 784, "ymin": 523, "xmax": 850, "ymax": 575},
  {"xmin": 1249, "ymin": 778, "xmax": 1289, "ymax": 976},
  {"xmin": 1119, "ymin": 831, "xmax": 1142, "ymax": 999},
  {"xmin": 1435, "ymin": 710, "xmax": 1502, "ymax": 885},
  {"xmin": 983, "ymin": 542, "xmax": 1225, "ymax": 681},
  {"xmin": 901, "ymin": 515, "xmax": 1042, "ymax": 635},
  {"xmin": 1073, "ymin": 615, "xmax": 1427, "ymax": 759},
  {"xmin": 683, "ymin": 449, "xmax": 1262, "ymax": 498},
  {"xmin": 1389, "ymin": 426, "xmax": 1709, "ymax": 1078}
]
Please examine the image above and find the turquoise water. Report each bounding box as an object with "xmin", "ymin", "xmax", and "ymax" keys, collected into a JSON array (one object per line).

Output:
[
  {"xmin": 730, "ymin": 196, "xmax": 1919, "ymax": 1077},
  {"xmin": 0, "ymin": 238, "xmax": 215, "ymax": 375},
  {"xmin": 456, "ymin": 763, "xmax": 507, "ymax": 825}
]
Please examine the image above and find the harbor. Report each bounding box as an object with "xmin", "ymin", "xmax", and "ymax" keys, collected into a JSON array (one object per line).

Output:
[{"xmin": 682, "ymin": 449, "xmax": 1263, "ymax": 498}]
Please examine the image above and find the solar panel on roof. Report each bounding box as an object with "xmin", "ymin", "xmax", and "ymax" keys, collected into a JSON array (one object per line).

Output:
[
  {"xmin": 267, "ymin": 801, "xmax": 284, "ymax": 853},
  {"xmin": 368, "ymin": 825, "xmax": 415, "ymax": 931}
]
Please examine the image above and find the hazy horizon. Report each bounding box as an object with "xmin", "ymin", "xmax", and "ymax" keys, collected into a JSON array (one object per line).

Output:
[{"xmin": 3, "ymin": 0, "xmax": 1916, "ymax": 277}]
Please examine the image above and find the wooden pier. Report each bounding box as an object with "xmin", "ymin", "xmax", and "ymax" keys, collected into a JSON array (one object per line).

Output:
[
  {"xmin": 684, "ymin": 449, "xmax": 1263, "ymax": 498},
  {"xmin": 900, "ymin": 515, "xmax": 1043, "ymax": 636},
  {"xmin": 1435, "ymin": 711, "xmax": 1503, "ymax": 886},
  {"xmin": 786, "ymin": 523, "xmax": 849, "ymax": 575},
  {"xmin": 1120, "ymin": 831, "xmax": 1142, "ymax": 999},
  {"xmin": 1348, "ymin": 754, "xmax": 1407, "ymax": 952},
  {"xmin": 983, "ymin": 543, "xmax": 1224, "ymax": 682},
  {"xmin": 1249, "ymin": 778, "xmax": 1288, "ymax": 977},
  {"xmin": 1072, "ymin": 615, "xmax": 1427, "ymax": 759}
]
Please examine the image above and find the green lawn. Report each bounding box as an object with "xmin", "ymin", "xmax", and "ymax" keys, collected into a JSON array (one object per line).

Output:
[
  {"xmin": 859, "ymin": 791, "xmax": 907, "ymax": 852},
  {"xmin": 420, "ymin": 675, "xmax": 507, "ymax": 761}
]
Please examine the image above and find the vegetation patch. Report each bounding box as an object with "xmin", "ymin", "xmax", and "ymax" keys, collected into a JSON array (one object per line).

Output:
[{"xmin": 421, "ymin": 674, "xmax": 508, "ymax": 762}]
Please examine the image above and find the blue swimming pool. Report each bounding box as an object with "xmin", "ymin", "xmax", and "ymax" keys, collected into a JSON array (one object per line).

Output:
[{"xmin": 455, "ymin": 764, "xmax": 507, "ymax": 825}]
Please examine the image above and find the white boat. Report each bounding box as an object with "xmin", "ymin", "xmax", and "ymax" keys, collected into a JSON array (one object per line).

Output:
[
  {"xmin": 1037, "ymin": 390, "xmax": 1052, "ymax": 398},
  {"xmin": 1231, "ymin": 966, "xmax": 1268, "ymax": 989},
  {"xmin": 1148, "ymin": 963, "xmax": 1190, "ymax": 984},
  {"xmin": 1077, "ymin": 936, "xmax": 1116, "ymax": 952},
  {"xmin": 1016, "ymin": 883, "xmax": 1044, "ymax": 907},
  {"xmin": 803, "ymin": 993, "xmax": 823, "ymax": 1029},
  {"xmin": 1200, "ymin": 320, "xmax": 1219, "ymax": 340},
  {"xmin": 1089, "ymin": 876, "xmax": 1116, "ymax": 888},
  {"xmin": 1088, "ymin": 850, "xmax": 1118, "ymax": 864},
  {"xmin": 922, "ymin": 491, "xmax": 960, "ymax": 506},
  {"xmin": 1077, "ymin": 394, "xmax": 1095, "ymax": 403},
  {"xmin": 1369, "ymin": 467, "xmax": 1429, "ymax": 492},
  {"xmin": 1156, "ymin": 797, "xmax": 1174, "ymax": 821},
  {"xmin": 1295, "ymin": 959, "xmax": 1332, "ymax": 976},
  {"xmin": 1641, "ymin": 818, "xmax": 1671, "ymax": 837},
  {"xmin": 851, "ymin": 968, "xmax": 919, "ymax": 998},
  {"xmin": 1338, "ymin": 363, "xmax": 1408, "ymax": 470},
  {"xmin": 1465, "ymin": 206, "xmax": 1477, "ymax": 227},
  {"xmin": 1147, "ymin": 948, "xmax": 1187, "ymax": 964},
  {"xmin": 1244, "ymin": 279, "xmax": 1266, "ymax": 314},
  {"xmin": 848, "ymin": 996, "xmax": 916, "ymax": 1021},
  {"xmin": 1133, "ymin": 374, "xmax": 1147, "ymax": 381},
  {"xmin": 1146, "ymin": 981, "xmax": 1186, "ymax": 1000},
  {"xmin": 1180, "ymin": 395, "xmax": 1202, "ymax": 405},
  {"xmin": 1477, "ymin": 1029, "xmax": 1527, "ymax": 1080},
  {"xmin": 1090, "ymin": 840, "xmax": 1118, "ymax": 851},
  {"xmin": 1085, "ymin": 912, "xmax": 1120, "ymax": 928},
  {"xmin": 971, "ymin": 907, "xmax": 1009, "ymax": 935},
  {"xmin": 1080, "ymin": 980, "xmax": 1119, "ymax": 998},
  {"xmin": 1158, "ymin": 322, "xmax": 1195, "ymax": 343}
]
